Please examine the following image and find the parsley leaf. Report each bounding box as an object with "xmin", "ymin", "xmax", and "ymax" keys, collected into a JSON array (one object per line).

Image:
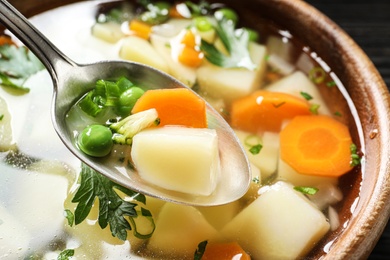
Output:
[
  {"xmin": 71, "ymin": 163, "xmax": 152, "ymax": 241},
  {"xmin": 200, "ymin": 19, "xmax": 257, "ymax": 70},
  {"xmin": 194, "ymin": 240, "xmax": 208, "ymax": 260},
  {"xmin": 0, "ymin": 45, "xmax": 44, "ymax": 93},
  {"xmin": 294, "ymin": 186, "xmax": 319, "ymax": 195},
  {"xmin": 57, "ymin": 249, "xmax": 74, "ymax": 260}
]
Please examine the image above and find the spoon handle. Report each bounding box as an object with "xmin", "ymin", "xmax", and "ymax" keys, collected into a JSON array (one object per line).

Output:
[{"xmin": 0, "ymin": 0, "xmax": 76, "ymax": 80}]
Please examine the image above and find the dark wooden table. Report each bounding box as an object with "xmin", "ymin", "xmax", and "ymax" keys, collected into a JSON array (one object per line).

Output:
[{"xmin": 305, "ymin": 1, "xmax": 390, "ymax": 259}]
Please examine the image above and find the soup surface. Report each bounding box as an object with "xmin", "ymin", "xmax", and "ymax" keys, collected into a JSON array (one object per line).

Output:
[{"xmin": 0, "ymin": 0, "xmax": 363, "ymax": 259}]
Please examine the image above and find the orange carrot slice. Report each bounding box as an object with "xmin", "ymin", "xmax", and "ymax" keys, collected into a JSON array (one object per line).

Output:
[
  {"xmin": 178, "ymin": 46, "xmax": 204, "ymax": 67},
  {"xmin": 131, "ymin": 88, "xmax": 207, "ymax": 128},
  {"xmin": 0, "ymin": 35, "xmax": 15, "ymax": 46},
  {"xmin": 129, "ymin": 20, "xmax": 152, "ymax": 40},
  {"xmin": 280, "ymin": 115, "xmax": 353, "ymax": 177},
  {"xmin": 202, "ymin": 242, "xmax": 251, "ymax": 260},
  {"xmin": 230, "ymin": 90, "xmax": 311, "ymax": 133}
]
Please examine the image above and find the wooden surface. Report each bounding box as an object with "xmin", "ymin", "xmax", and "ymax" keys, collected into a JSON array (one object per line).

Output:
[{"xmin": 305, "ymin": 1, "xmax": 390, "ymax": 259}]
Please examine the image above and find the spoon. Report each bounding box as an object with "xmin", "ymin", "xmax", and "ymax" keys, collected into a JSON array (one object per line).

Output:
[{"xmin": 0, "ymin": 0, "xmax": 250, "ymax": 206}]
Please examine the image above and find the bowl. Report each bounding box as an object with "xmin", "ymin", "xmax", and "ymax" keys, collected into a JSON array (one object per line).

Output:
[{"xmin": 5, "ymin": 0, "xmax": 390, "ymax": 259}]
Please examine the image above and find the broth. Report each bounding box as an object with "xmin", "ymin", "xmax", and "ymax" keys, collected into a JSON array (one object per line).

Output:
[{"xmin": 0, "ymin": 0, "xmax": 363, "ymax": 259}]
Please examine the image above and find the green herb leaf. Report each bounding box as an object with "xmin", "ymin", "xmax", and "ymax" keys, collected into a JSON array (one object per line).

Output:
[
  {"xmin": 350, "ymin": 143, "xmax": 361, "ymax": 167},
  {"xmin": 249, "ymin": 144, "xmax": 262, "ymax": 155},
  {"xmin": 194, "ymin": 240, "xmax": 208, "ymax": 260},
  {"xmin": 200, "ymin": 19, "xmax": 257, "ymax": 70},
  {"xmin": 64, "ymin": 209, "xmax": 75, "ymax": 226},
  {"xmin": 300, "ymin": 91, "xmax": 313, "ymax": 101},
  {"xmin": 57, "ymin": 249, "xmax": 75, "ymax": 260},
  {"xmin": 0, "ymin": 45, "xmax": 44, "ymax": 93},
  {"xmin": 294, "ymin": 186, "xmax": 319, "ymax": 195},
  {"xmin": 0, "ymin": 114, "xmax": 3, "ymax": 121},
  {"xmin": 309, "ymin": 104, "xmax": 320, "ymax": 114},
  {"xmin": 71, "ymin": 163, "xmax": 151, "ymax": 241},
  {"xmin": 308, "ymin": 67, "xmax": 326, "ymax": 84},
  {"xmin": 334, "ymin": 111, "xmax": 342, "ymax": 117}
]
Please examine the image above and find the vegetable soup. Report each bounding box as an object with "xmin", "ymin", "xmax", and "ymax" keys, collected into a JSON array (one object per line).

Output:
[{"xmin": 0, "ymin": 0, "xmax": 363, "ymax": 259}]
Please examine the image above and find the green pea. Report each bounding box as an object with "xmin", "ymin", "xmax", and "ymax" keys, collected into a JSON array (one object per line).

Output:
[
  {"xmin": 116, "ymin": 87, "xmax": 145, "ymax": 116},
  {"xmin": 214, "ymin": 8, "xmax": 238, "ymax": 25},
  {"xmin": 194, "ymin": 16, "xmax": 213, "ymax": 32},
  {"xmin": 77, "ymin": 125, "xmax": 113, "ymax": 157}
]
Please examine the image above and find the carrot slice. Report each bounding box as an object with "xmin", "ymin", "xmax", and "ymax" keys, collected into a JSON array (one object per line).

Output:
[
  {"xmin": 280, "ymin": 115, "xmax": 353, "ymax": 177},
  {"xmin": 202, "ymin": 242, "xmax": 251, "ymax": 260},
  {"xmin": 129, "ymin": 20, "xmax": 152, "ymax": 40},
  {"xmin": 131, "ymin": 88, "xmax": 207, "ymax": 128},
  {"xmin": 178, "ymin": 46, "xmax": 204, "ymax": 67},
  {"xmin": 230, "ymin": 90, "xmax": 311, "ymax": 133},
  {"xmin": 0, "ymin": 35, "xmax": 15, "ymax": 46}
]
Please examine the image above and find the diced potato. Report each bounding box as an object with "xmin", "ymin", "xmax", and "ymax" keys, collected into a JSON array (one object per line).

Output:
[
  {"xmin": 131, "ymin": 126, "xmax": 220, "ymax": 196},
  {"xmin": 91, "ymin": 22, "xmax": 125, "ymax": 43},
  {"xmin": 196, "ymin": 200, "xmax": 241, "ymax": 230},
  {"xmin": 266, "ymin": 35, "xmax": 295, "ymax": 63},
  {"xmin": 147, "ymin": 203, "xmax": 218, "ymax": 258},
  {"xmin": 0, "ymin": 95, "xmax": 16, "ymax": 151},
  {"xmin": 265, "ymin": 71, "xmax": 331, "ymax": 115},
  {"xmin": 221, "ymin": 181, "xmax": 330, "ymax": 259},
  {"xmin": 277, "ymin": 157, "xmax": 338, "ymax": 187},
  {"xmin": 267, "ymin": 53, "xmax": 295, "ymax": 75},
  {"xmin": 0, "ymin": 205, "xmax": 30, "ymax": 258},
  {"xmin": 152, "ymin": 18, "xmax": 193, "ymax": 38},
  {"xmin": 308, "ymin": 182, "xmax": 343, "ymax": 210},
  {"xmin": 150, "ymin": 34, "xmax": 197, "ymax": 87},
  {"xmin": 119, "ymin": 36, "xmax": 169, "ymax": 73},
  {"xmin": 234, "ymin": 130, "xmax": 279, "ymax": 180},
  {"xmin": 196, "ymin": 42, "xmax": 267, "ymax": 106}
]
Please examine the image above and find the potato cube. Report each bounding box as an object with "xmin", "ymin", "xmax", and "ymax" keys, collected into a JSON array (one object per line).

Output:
[
  {"xmin": 265, "ymin": 71, "xmax": 331, "ymax": 115},
  {"xmin": 147, "ymin": 203, "xmax": 218, "ymax": 258},
  {"xmin": 235, "ymin": 130, "xmax": 279, "ymax": 180},
  {"xmin": 119, "ymin": 36, "xmax": 169, "ymax": 73},
  {"xmin": 91, "ymin": 22, "xmax": 124, "ymax": 43},
  {"xmin": 197, "ymin": 42, "xmax": 267, "ymax": 105},
  {"xmin": 278, "ymin": 157, "xmax": 338, "ymax": 187},
  {"xmin": 221, "ymin": 181, "xmax": 330, "ymax": 259},
  {"xmin": 131, "ymin": 126, "xmax": 220, "ymax": 196}
]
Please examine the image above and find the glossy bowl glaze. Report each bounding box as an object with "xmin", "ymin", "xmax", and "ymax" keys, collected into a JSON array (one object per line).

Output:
[{"xmin": 7, "ymin": 0, "xmax": 390, "ymax": 259}]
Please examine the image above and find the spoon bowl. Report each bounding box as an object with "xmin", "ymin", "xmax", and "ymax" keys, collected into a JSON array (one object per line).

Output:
[{"xmin": 0, "ymin": 0, "xmax": 251, "ymax": 206}]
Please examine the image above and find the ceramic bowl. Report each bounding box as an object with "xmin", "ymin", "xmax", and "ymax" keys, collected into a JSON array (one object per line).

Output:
[{"xmin": 8, "ymin": 0, "xmax": 390, "ymax": 259}]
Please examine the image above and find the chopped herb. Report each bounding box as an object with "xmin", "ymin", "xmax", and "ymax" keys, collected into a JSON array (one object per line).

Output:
[
  {"xmin": 194, "ymin": 240, "xmax": 208, "ymax": 260},
  {"xmin": 57, "ymin": 249, "xmax": 74, "ymax": 260},
  {"xmin": 252, "ymin": 176, "xmax": 260, "ymax": 184},
  {"xmin": 309, "ymin": 104, "xmax": 320, "ymax": 114},
  {"xmin": 326, "ymin": 81, "xmax": 336, "ymax": 88},
  {"xmin": 0, "ymin": 45, "xmax": 44, "ymax": 93},
  {"xmin": 183, "ymin": 0, "xmax": 211, "ymax": 17},
  {"xmin": 244, "ymin": 134, "xmax": 263, "ymax": 155},
  {"xmin": 200, "ymin": 19, "xmax": 257, "ymax": 70},
  {"xmin": 350, "ymin": 143, "xmax": 361, "ymax": 167},
  {"xmin": 0, "ymin": 114, "xmax": 3, "ymax": 120},
  {"xmin": 272, "ymin": 101, "xmax": 286, "ymax": 108},
  {"xmin": 294, "ymin": 186, "xmax": 319, "ymax": 195},
  {"xmin": 300, "ymin": 91, "xmax": 313, "ymax": 101},
  {"xmin": 308, "ymin": 67, "xmax": 326, "ymax": 84},
  {"xmin": 249, "ymin": 144, "xmax": 263, "ymax": 155},
  {"xmin": 71, "ymin": 163, "xmax": 154, "ymax": 241},
  {"xmin": 64, "ymin": 209, "xmax": 74, "ymax": 226},
  {"xmin": 334, "ymin": 111, "xmax": 342, "ymax": 117}
]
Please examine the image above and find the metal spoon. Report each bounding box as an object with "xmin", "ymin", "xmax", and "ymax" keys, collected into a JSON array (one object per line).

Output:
[{"xmin": 0, "ymin": 0, "xmax": 250, "ymax": 206}]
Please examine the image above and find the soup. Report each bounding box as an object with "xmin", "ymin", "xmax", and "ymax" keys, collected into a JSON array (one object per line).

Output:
[{"xmin": 0, "ymin": 0, "xmax": 363, "ymax": 259}]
